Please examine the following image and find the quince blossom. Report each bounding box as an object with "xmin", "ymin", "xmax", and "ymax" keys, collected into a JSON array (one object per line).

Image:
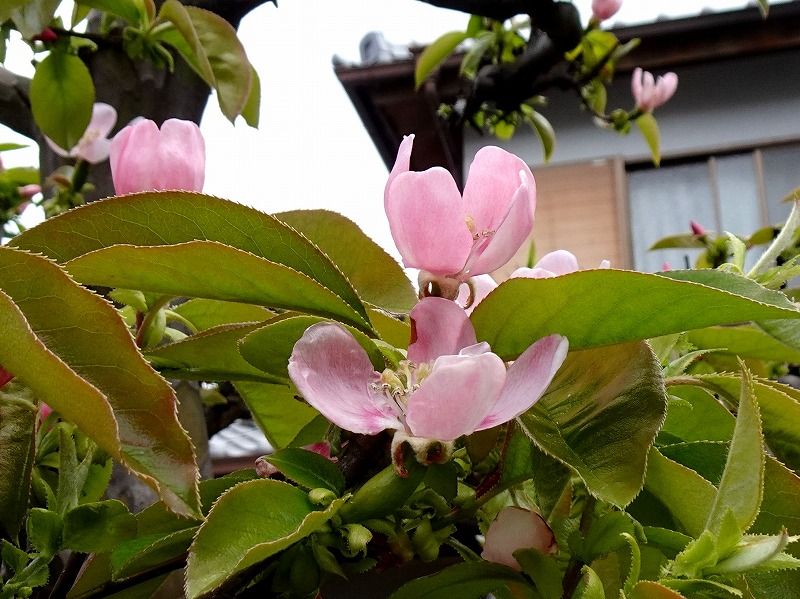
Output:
[
  {"xmin": 46, "ymin": 102, "xmax": 117, "ymax": 164},
  {"xmin": 384, "ymin": 136, "xmax": 536, "ymax": 292},
  {"xmin": 288, "ymin": 297, "xmax": 567, "ymax": 442},
  {"xmin": 591, "ymin": 0, "xmax": 622, "ymax": 22},
  {"xmin": 110, "ymin": 118, "xmax": 205, "ymax": 194},
  {"xmin": 631, "ymin": 68, "xmax": 678, "ymax": 113},
  {"xmin": 482, "ymin": 507, "xmax": 557, "ymax": 570}
]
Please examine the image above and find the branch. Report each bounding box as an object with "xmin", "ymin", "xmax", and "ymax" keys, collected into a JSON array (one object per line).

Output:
[
  {"xmin": 0, "ymin": 66, "xmax": 35, "ymax": 140},
  {"xmin": 415, "ymin": 0, "xmax": 532, "ymax": 20}
]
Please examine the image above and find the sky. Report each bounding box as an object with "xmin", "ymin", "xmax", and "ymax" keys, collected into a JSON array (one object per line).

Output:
[{"xmin": 2, "ymin": 0, "xmax": 765, "ymax": 255}]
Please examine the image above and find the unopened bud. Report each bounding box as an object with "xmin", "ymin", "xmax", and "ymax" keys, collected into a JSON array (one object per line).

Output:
[
  {"xmin": 690, "ymin": 220, "xmax": 706, "ymax": 236},
  {"xmin": 343, "ymin": 523, "xmax": 372, "ymax": 555},
  {"xmin": 309, "ymin": 487, "xmax": 337, "ymax": 507},
  {"xmin": 34, "ymin": 27, "xmax": 58, "ymax": 43}
]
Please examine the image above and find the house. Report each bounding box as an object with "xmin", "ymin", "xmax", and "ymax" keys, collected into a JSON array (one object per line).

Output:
[{"xmin": 335, "ymin": 2, "xmax": 800, "ymax": 273}]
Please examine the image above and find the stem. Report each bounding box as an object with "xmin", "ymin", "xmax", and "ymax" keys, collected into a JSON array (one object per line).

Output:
[
  {"xmin": 49, "ymin": 27, "xmax": 114, "ymax": 47},
  {"xmin": 748, "ymin": 197, "xmax": 800, "ymax": 278}
]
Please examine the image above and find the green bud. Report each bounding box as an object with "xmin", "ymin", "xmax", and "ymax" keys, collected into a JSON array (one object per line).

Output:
[
  {"xmin": 309, "ymin": 487, "xmax": 337, "ymax": 507},
  {"xmin": 339, "ymin": 461, "xmax": 426, "ymax": 523}
]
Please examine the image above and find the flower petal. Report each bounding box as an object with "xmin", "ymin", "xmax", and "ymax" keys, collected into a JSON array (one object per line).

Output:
[
  {"xmin": 385, "ymin": 168, "xmax": 473, "ymax": 274},
  {"xmin": 476, "ymin": 334, "xmax": 568, "ymax": 430},
  {"xmin": 157, "ymin": 119, "xmax": 205, "ymax": 191},
  {"xmin": 482, "ymin": 507, "xmax": 557, "ymax": 570},
  {"xmin": 534, "ymin": 250, "xmax": 579, "ymax": 276},
  {"xmin": 288, "ymin": 323, "xmax": 401, "ymax": 435},
  {"xmin": 110, "ymin": 119, "xmax": 161, "ymax": 194},
  {"xmin": 89, "ymin": 103, "xmax": 118, "ymax": 137},
  {"xmin": 467, "ymin": 173, "xmax": 535, "ymax": 276},
  {"xmin": 78, "ymin": 137, "xmax": 112, "ymax": 164},
  {"xmin": 457, "ymin": 275, "xmax": 498, "ymax": 315},
  {"xmin": 44, "ymin": 136, "xmax": 70, "ymax": 158},
  {"xmin": 408, "ymin": 297, "xmax": 477, "ymax": 363},
  {"xmin": 462, "ymin": 146, "xmax": 535, "ymax": 233},
  {"xmin": 510, "ymin": 267, "xmax": 556, "ymax": 279},
  {"xmin": 384, "ymin": 134, "xmax": 414, "ymax": 209},
  {"xmin": 406, "ymin": 352, "xmax": 506, "ymax": 440}
]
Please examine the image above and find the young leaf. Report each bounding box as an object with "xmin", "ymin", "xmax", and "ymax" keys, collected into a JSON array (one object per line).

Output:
[
  {"xmin": 0, "ymin": 385, "xmax": 36, "ymax": 540},
  {"xmin": 573, "ymin": 566, "xmax": 605, "ymax": 599},
  {"xmin": 26, "ymin": 508, "xmax": 62, "ymax": 558},
  {"xmin": 415, "ymin": 31, "xmax": 468, "ymax": 89},
  {"xmin": 234, "ymin": 381, "xmax": 319, "ymax": 449},
  {"xmin": 518, "ymin": 342, "xmax": 666, "ymax": 507},
  {"xmin": 263, "ymin": 447, "xmax": 344, "ymax": 495},
  {"xmin": 75, "ymin": 0, "xmax": 140, "ymax": 24},
  {"xmin": 29, "ymin": 51, "xmax": 94, "ymax": 151},
  {"xmin": 513, "ymin": 549, "xmax": 563, "ymax": 599},
  {"xmin": 471, "ymin": 270, "xmax": 800, "ymax": 360},
  {"xmin": 704, "ymin": 365, "xmax": 765, "ymax": 537},
  {"xmin": 62, "ymin": 500, "xmax": 137, "ymax": 553},
  {"xmin": 185, "ymin": 480, "xmax": 345, "ymax": 598},
  {"xmin": 687, "ymin": 325, "xmax": 800, "ymax": 364},
  {"xmin": 709, "ymin": 531, "xmax": 793, "ymax": 574},
  {"xmin": 628, "ymin": 581, "xmax": 687, "ymax": 599},
  {"xmin": 526, "ymin": 110, "xmax": 556, "ymax": 162},
  {"xmin": 172, "ymin": 298, "xmax": 273, "ymax": 331},
  {"xmin": 636, "ymin": 112, "xmax": 661, "ymax": 166},
  {"xmin": 389, "ymin": 561, "xmax": 536, "ymax": 599}
]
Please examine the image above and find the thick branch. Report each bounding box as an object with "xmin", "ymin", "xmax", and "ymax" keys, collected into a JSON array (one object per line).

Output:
[
  {"xmin": 416, "ymin": 0, "xmax": 532, "ymax": 20},
  {"xmin": 0, "ymin": 66, "xmax": 35, "ymax": 140}
]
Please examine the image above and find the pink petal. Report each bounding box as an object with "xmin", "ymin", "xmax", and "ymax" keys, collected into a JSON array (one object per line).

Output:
[
  {"xmin": 79, "ymin": 137, "xmax": 112, "ymax": 164},
  {"xmin": 110, "ymin": 120, "xmax": 161, "ymax": 194},
  {"xmin": 457, "ymin": 275, "xmax": 498, "ymax": 315},
  {"xmin": 654, "ymin": 72, "xmax": 678, "ymax": 108},
  {"xmin": 384, "ymin": 134, "xmax": 414, "ymax": 210},
  {"xmin": 385, "ymin": 168, "xmax": 473, "ymax": 274},
  {"xmin": 89, "ymin": 103, "xmax": 118, "ymax": 137},
  {"xmin": 288, "ymin": 323, "xmax": 401, "ymax": 435},
  {"xmin": 44, "ymin": 136, "xmax": 70, "ymax": 158},
  {"xmin": 631, "ymin": 68, "xmax": 643, "ymax": 106},
  {"xmin": 406, "ymin": 352, "xmax": 506, "ymax": 440},
  {"xmin": 476, "ymin": 335, "xmax": 568, "ymax": 430},
  {"xmin": 482, "ymin": 507, "xmax": 557, "ymax": 570},
  {"xmin": 533, "ymin": 250, "xmax": 579, "ymax": 276},
  {"xmin": 157, "ymin": 119, "xmax": 205, "ymax": 191},
  {"xmin": 462, "ymin": 146, "xmax": 535, "ymax": 233},
  {"xmin": 408, "ymin": 297, "xmax": 477, "ymax": 363},
  {"xmin": 510, "ymin": 267, "xmax": 556, "ymax": 279},
  {"xmin": 467, "ymin": 174, "xmax": 535, "ymax": 276}
]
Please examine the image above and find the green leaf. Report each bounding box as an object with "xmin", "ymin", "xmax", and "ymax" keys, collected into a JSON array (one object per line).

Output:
[
  {"xmin": 157, "ymin": 2, "xmax": 252, "ymax": 121},
  {"xmin": 660, "ymin": 578, "xmax": 743, "ymax": 598},
  {"xmin": 63, "ymin": 241, "xmax": 371, "ymax": 331},
  {"xmin": 415, "ymin": 31, "xmax": 467, "ymax": 88},
  {"xmin": 26, "ymin": 508, "xmax": 63, "ymax": 557},
  {"xmin": 628, "ymin": 581, "xmax": 686, "ymax": 599},
  {"xmin": 0, "ymin": 248, "xmax": 200, "ymax": 517},
  {"xmin": 661, "ymin": 386, "xmax": 735, "ymax": 443},
  {"xmin": 753, "ymin": 457, "xmax": 800, "ymax": 539},
  {"xmin": 460, "ymin": 31, "xmax": 495, "ymax": 78},
  {"xmin": 582, "ymin": 512, "xmax": 642, "ymax": 562},
  {"xmin": 573, "ymin": 566, "xmax": 605, "ymax": 599},
  {"xmin": 514, "ymin": 549, "xmax": 563, "ymax": 599},
  {"xmin": 234, "ymin": 381, "xmax": 319, "ymax": 449},
  {"xmin": 29, "ymin": 51, "xmax": 95, "ymax": 151},
  {"xmin": 518, "ymin": 342, "xmax": 666, "ymax": 507},
  {"xmin": 241, "ymin": 65, "xmax": 261, "ymax": 127},
  {"xmin": 239, "ymin": 314, "xmax": 384, "ymax": 378},
  {"xmin": 146, "ymin": 322, "xmax": 285, "ymax": 382},
  {"xmin": 649, "ymin": 234, "xmax": 707, "ymax": 250},
  {"xmin": 644, "ymin": 448, "xmax": 717, "ymax": 537},
  {"xmin": 264, "ymin": 447, "xmax": 344, "ymax": 495},
  {"xmin": 687, "ymin": 325, "xmax": 800, "ymax": 364},
  {"xmin": 276, "ymin": 209, "xmax": 416, "ymax": 312},
  {"xmin": 526, "ymin": 110, "xmax": 556, "ymax": 162},
  {"xmin": 471, "ymin": 269, "xmax": 800, "ymax": 359},
  {"xmin": 172, "ymin": 298, "xmax": 273, "ymax": 331},
  {"xmin": 636, "ymin": 112, "xmax": 661, "ymax": 166},
  {"xmin": 75, "ymin": 0, "xmax": 140, "ymax": 24},
  {"xmin": 185, "ymin": 480, "xmax": 345, "ymax": 598},
  {"xmin": 659, "ymin": 441, "xmax": 728, "ymax": 485},
  {"xmin": 709, "ymin": 531, "xmax": 792, "ymax": 574},
  {"xmin": 0, "ymin": 385, "xmax": 36, "ymax": 540},
  {"xmin": 389, "ymin": 561, "xmax": 535, "ymax": 599},
  {"xmin": 12, "ymin": 192, "xmax": 369, "ymax": 328},
  {"xmin": 63, "ymin": 500, "xmax": 137, "ymax": 553},
  {"xmin": 726, "ymin": 233, "xmax": 747, "ymax": 271},
  {"xmin": 112, "ymin": 527, "xmax": 196, "ymax": 580}
]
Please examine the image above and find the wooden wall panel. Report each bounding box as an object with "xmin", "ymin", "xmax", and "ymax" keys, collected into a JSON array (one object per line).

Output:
[{"xmin": 493, "ymin": 158, "xmax": 631, "ymax": 280}]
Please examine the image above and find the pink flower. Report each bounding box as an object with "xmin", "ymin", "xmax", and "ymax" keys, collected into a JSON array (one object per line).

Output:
[
  {"xmin": 110, "ymin": 118, "xmax": 205, "ymax": 195},
  {"xmin": 288, "ymin": 297, "xmax": 567, "ymax": 441},
  {"xmin": 46, "ymin": 103, "xmax": 117, "ymax": 164},
  {"xmin": 591, "ymin": 0, "xmax": 622, "ymax": 21},
  {"xmin": 17, "ymin": 184, "xmax": 41, "ymax": 200},
  {"xmin": 458, "ymin": 250, "xmax": 609, "ymax": 313},
  {"xmin": 690, "ymin": 220, "xmax": 706, "ymax": 236},
  {"xmin": 385, "ymin": 136, "xmax": 536, "ymax": 282},
  {"xmin": 0, "ymin": 366, "xmax": 12, "ymax": 388},
  {"xmin": 631, "ymin": 68, "xmax": 678, "ymax": 113},
  {"xmin": 482, "ymin": 507, "xmax": 557, "ymax": 570}
]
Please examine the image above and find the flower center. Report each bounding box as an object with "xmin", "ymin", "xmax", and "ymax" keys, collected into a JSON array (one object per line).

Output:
[{"xmin": 370, "ymin": 360, "xmax": 431, "ymax": 415}]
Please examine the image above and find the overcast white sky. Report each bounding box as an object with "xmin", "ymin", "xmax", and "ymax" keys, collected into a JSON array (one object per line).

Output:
[{"xmin": 2, "ymin": 0, "xmax": 763, "ymax": 254}]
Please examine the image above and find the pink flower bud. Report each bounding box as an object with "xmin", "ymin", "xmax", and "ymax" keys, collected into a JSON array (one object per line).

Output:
[
  {"xmin": 17, "ymin": 184, "xmax": 41, "ymax": 200},
  {"xmin": 482, "ymin": 507, "xmax": 557, "ymax": 570},
  {"xmin": 661, "ymin": 262, "xmax": 672, "ymax": 272},
  {"xmin": 110, "ymin": 118, "xmax": 205, "ymax": 195},
  {"xmin": 39, "ymin": 403, "xmax": 53, "ymax": 421},
  {"xmin": 592, "ymin": 0, "xmax": 622, "ymax": 21},
  {"xmin": 33, "ymin": 27, "xmax": 58, "ymax": 42},
  {"xmin": 690, "ymin": 220, "xmax": 706, "ymax": 235},
  {"xmin": 631, "ymin": 68, "xmax": 678, "ymax": 113},
  {"xmin": 0, "ymin": 366, "xmax": 13, "ymax": 388}
]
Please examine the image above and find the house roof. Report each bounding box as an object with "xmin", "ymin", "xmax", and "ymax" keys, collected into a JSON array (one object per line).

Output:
[{"xmin": 335, "ymin": 1, "xmax": 800, "ymax": 183}]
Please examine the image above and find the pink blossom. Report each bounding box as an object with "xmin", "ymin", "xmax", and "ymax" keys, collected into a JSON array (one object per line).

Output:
[
  {"xmin": 458, "ymin": 250, "xmax": 609, "ymax": 313},
  {"xmin": 46, "ymin": 103, "xmax": 117, "ymax": 164},
  {"xmin": 110, "ymin": 118, "xmax": 205, "ymax": 195},
  {"xmin": 385, "ymin": 135, "xmax": 536, "ymax": 282},
  {"xmin": 482, "ymin": 507, "xmax": 557, "ymax": 570},
  {"xmin": 0, "ymin": 366, "xmax": 12, "ymax": 388},
  {"xmin": 690, "ymin": 220, "xmax": 706, "ymax": 236},
  {"xmin": 288, "ymin": 297, "xmax": 567, "ymax": 442},
  {"xmin": 631, "ymin": 68, "xmax": 678, "ymax": 113},
  {"xmin": 591, "ymin": 0, "xmax": 622, "ymax": 21}
]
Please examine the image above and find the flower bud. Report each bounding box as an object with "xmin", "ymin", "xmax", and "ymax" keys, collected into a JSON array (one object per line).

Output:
[
  {"xmin": 308, "ymin": 487, "xmax": 337, "ymax": 507},
  {"xmin": 592, "ymin": 0, "xmax": 622, "ymax": 21},
  {"xmin": 0, "ymin": 366, "xmax": 13, "ymax": 388},
  {"xmin": 631, "ymin": 68, "xmax": 678, "ymax": 113},
  {"xmin": 690, "ymin": 220, "xmax": 706, "ymax": 236},
  {"xmin": 481, "ymin": 507, "xmax": 557, "ymax": 570},
  {"xmin": 110, "ymin": 118, "xmax": 205, "ymax": 194}
]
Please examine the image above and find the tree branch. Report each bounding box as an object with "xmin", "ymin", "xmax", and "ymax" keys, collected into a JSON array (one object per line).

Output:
[
  {"xmin": 415, "ymin": 0, "xmax": 532, "ymax": 21},
  {"xmin": 0, "ymin": 66, "xmax": 35, "ymax": 140}
]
